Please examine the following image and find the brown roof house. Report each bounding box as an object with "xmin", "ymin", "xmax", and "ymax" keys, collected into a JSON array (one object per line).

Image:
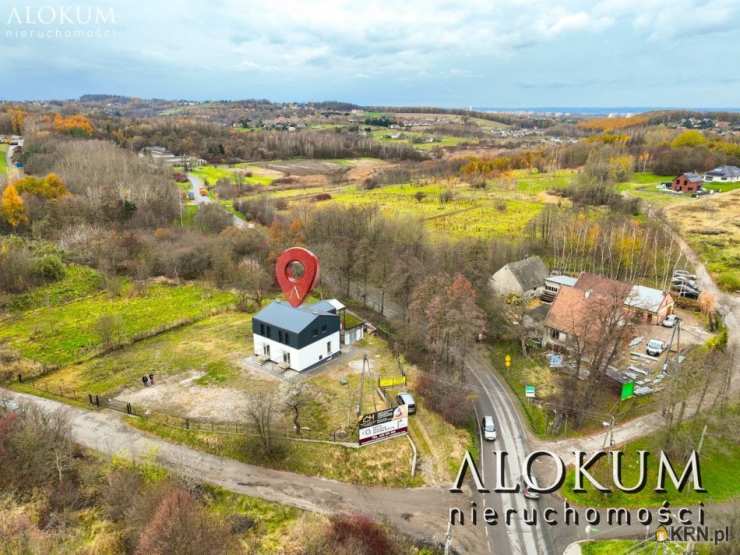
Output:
[
  {"xmin": 543, "ymin": 273, "xmax": 630, "ymax": 353},
  {"xmin": 489, "ymin": 256, "xmax": 548, "ymax": 298},
  {"xmin": 672, "ymin": 172, "xmax": 703, "ymax": 193}
]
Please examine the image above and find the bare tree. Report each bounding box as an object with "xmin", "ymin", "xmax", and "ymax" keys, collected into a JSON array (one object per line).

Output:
[{"xmin": 282, "ymin": 381, "xmax": 317, "ymax": 435}]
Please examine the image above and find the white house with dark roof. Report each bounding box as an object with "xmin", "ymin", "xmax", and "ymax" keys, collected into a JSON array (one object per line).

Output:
[
  {"xmin": 489, "ymin": 256, "xmax": 548, "ymax": 298},
  {"xmin": 252, "ymin": 300, "xmax": 341, "ymax": 372},
  {"xmin": 703, "ymin": 165, "xmax": 740, "ymax": 183}
]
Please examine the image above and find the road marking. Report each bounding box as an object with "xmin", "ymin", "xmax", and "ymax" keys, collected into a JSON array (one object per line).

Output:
[{"xmin": 469, "ymin": 363, "xmax": 550, "ymax": 555}]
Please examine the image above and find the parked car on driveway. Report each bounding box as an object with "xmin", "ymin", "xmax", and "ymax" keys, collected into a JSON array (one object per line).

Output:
[
  {"xmin": 396, "ymin": 392, "xmax": 416, "ymax": 414},
  {"xmin": 481, "ymin": 415, "xmax": 496, "ymax": 441},
  {"xmin": 662, "ymin": 314, "xmax": 678, "ymax": 328},
  {"xmin": 646, "ymin": 339, "xmax": 666, "ymax": 357}
]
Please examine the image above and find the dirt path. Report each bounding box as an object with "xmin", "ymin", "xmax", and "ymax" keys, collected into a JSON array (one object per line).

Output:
[{"xmin": 1, "ymin": 388, "xmax": 484, "ymax": 553}]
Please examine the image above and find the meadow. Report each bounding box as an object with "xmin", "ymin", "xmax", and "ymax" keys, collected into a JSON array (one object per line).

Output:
[
  {"xmin": 191, "ymin": 164, "xmax": 276, "ymax": 186},
  {"xmin": 0, "ymin": 282, "xmax": 235, "ymax": 368},
  {"xmin": 326, "ymin": 176, "xmax": 557, "ymax": 239},
  {"xmin": 664, "ymin": 189, "xmax": 740, "ymax": 292},
  {"xmin": 562, "ymin": 407, "xmax": 740, "ymax": 507},
  {"xmin": 370, "ymin": 128, "xmax": 476, "ymax": 150}
]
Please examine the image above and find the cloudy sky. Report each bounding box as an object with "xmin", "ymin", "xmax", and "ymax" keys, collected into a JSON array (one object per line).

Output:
[{"xmin": 1, "ymin": 0, "xmax": 739, "ymax": 107}]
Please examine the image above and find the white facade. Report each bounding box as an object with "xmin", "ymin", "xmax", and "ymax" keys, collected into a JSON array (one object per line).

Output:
[{"xmin": 253, "ymin": 331, "xmax": 341, "ymax": 372}]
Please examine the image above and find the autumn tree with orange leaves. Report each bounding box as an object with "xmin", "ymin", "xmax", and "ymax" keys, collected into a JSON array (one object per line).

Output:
[
  {"xmin": 53, "ymin": 113, "xmax": 95, "ymax": 136},
  {"xmin": 1, "ymin": 184, "xmax": 28, "ymax": 228}
]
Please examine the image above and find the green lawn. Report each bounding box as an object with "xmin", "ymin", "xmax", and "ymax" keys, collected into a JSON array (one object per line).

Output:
[
  {"xmin": 563, "ymin": 409, "xmax": 740, "ymax": 507},
  {"xmin": 0, "ymin": 144, "xmax": 8, "ymax": 174},
  {"xmin": 616, "ymin": 172, "xmax": 691, "ymax": 206},
  {"xmin": 0, "ymin": 282, "xmax": 235, "ymax": 368},
  {"xmin": 0, "ymin": 264, "xmax": 102, "ymax": 312}
]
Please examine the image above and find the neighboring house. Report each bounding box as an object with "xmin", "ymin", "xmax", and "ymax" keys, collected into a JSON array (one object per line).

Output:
[
  {"xmin": 672, "ymin": 172, "xmax": 703, "ymax": 193},
  {"xmin": 542, "ymin": 275, "xmax": 578, "ymax": 303},
  {"xmin": 703, "ymin": 165, "xmax": 740, "ymax": 183},
  {"xmin": 489, "ymin": 256, "xmax": 548, "ymax": 298},
  {"xmin": 543, "ymin": 272, "xmax": 675, "ymax": 349},
  {"xmin": 543, "ymin": 286, "xmax": 616, "ymax": 350},
  {"xmin": 624, "ymin": 285, "xmax": 674, "ymax": 324},
  {"xmin": 252, "ymin": 300, "xmax": 341, "ymax": 372}
]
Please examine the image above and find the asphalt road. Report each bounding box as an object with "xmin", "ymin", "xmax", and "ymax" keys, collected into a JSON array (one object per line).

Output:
[{"xmin": 468, "ymin": 356, "xmax": 553, "ymax": 555}]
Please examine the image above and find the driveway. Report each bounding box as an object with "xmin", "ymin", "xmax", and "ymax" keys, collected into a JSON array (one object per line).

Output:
[
  {"xmin": 1, "ymin": 388, "xmax": 485, "ymax": 554},
  {"xmin": 187, "ymin": 172, "xmax": 248, "ymax": 230}
]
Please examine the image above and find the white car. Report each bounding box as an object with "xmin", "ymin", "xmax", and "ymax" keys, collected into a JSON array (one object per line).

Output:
[
  {"xmin": 482, "ymin": 416, "xmax": 497, "ymax": 441},
  {"xmin": 646, "ymin": 339, "xmax": 666, "ymax": 357},
  {"xmin": 662, "ymin": 314, "xmax": 678, "ymax": 328}
]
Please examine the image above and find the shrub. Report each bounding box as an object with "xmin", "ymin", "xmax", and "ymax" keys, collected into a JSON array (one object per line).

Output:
[
  {"xmin": 321, "ymin": 514, "xmax": 394, "ymax": 555},
  {"xmin": 195, "ymin": 204, "xmax": 232, "ymax": 234},
  {"xmin": 31, "ymin": 254, "xmax": 65, "ymax": 282},
  {"xmin": 439, "ymin": 188, "xmax": 454, "ymax": 204},
  {"xmin": 415, "ymin": 373, "xmax": 473, "ymax": 427},
  {"xmin": 313, "ymin": 193, "xmax": 332, "ymax": 202}
]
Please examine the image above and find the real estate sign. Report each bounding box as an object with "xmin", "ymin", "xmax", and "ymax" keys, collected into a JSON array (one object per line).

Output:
[
  {"xmin": 358, "ymin": 405, "xmax": 409, "ymax": 446},
  {"xmin": 525, "ymin": 385, "xmax": 536, "ymax": 398}
]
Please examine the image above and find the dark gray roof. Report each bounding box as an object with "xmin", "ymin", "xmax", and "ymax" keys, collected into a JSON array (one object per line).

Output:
[
  {"xmin": 253, "ymin": 300, "xmax": 335, "ymax": 333},
  {"xmin": 505, "ymin": 256, "xmax": 548, "ymax": 291},
  {"xmin": 705, "ymin": 165, "xmax": 740, "ymax": 178},
  {"xmin": 311, "ymin": 300, "xmax": 338, "ymax": 314}
]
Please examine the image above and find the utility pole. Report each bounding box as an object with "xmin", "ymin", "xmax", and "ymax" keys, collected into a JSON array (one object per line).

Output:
[{"xmin": 357, "ymin": 354, "xmax": 368, "ymax": 416}]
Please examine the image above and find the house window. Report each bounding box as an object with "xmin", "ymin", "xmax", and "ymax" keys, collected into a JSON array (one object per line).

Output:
[
  {"xmin": 282, "ymin": 351, "xmax": 290, "ymax": 365},
  {"xmin": 266, "ymin": 325, "xmax": 272, "ymax": 338},
  {"xmin": 259, "ymin": 323, "xmax": 264, "ymax": 335},
  {"xmin": 278, "ymin": 330, "xmax": 284, "ymax": 343},
  {"xmin": 327, "ymin": 341, "xmax": 331, "ymax": 354},
  {"xmin": 550, "ymin": 328, "xmax": 559, "ymax": 339},
  {"xmin": 321, "ymin": 323, "xmax": 327, "ymax": 332},
  {"xmin": 313, "ymin": 328, "xmax": 318, "ymax": 337}
]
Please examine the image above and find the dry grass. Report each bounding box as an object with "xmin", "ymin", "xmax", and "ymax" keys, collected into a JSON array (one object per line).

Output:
[{"xmin": 664, "ymin": 189, "xmax": 740, "ymax": 292}]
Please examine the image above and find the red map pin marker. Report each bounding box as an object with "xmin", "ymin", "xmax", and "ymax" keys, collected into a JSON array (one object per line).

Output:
[{"xmin": 275, "ymin": 247, "xmax": 320, "ymax": 307}]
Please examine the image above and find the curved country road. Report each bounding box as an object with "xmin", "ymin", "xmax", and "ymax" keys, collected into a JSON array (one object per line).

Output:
[{"xmin": 0, "ymin": 389, "xmax": 485, "ymax": 554}]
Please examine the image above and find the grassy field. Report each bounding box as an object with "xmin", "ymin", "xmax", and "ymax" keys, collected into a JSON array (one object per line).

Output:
[
  {"xmin": 328, "ymin": 181, "xmax": 547, "ymax": 239},
  {"xmin": 370, "ymin": 128, "xmax": 476, "ymax": 150},
  {"xmin": 664, "ymin": 189, "xmax": 740, "ymax": 292},
  {"xmin": 581, "ymin": 540, "xmax": 712, "ymax": 554},
  {"xmin": 563, "ymin": 408, "xmax": 740, "ymax": 507},
  {"xmin": 130, "ymin": 416, "xmax": 424, "ymax": 487},
  {"xmin": 0, "ymin": 264, "xmax": 102, "ymax": 312},
  {"xmin": 616, "ymin": 173, "xmax": 691, "ymax": 206},
  {"xmin": 0, "ymin": 282, "xmax": 235, "ymax": 368},
  {"xmin": 30, "ymin": 311, "xmax": 254, "ymax": 396},
  {"xmin": 192, "ymin": 164, "xmax": 275, "ymax": 186},
  {"xmin": 0, "ymin": 144, "xmax": 8, "ymax": 174}
]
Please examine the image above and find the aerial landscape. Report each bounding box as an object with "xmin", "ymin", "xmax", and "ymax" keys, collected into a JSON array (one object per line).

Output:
[{"xmin": 0, "ymin": 2, "xmax": 738, "ymax": 554}]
